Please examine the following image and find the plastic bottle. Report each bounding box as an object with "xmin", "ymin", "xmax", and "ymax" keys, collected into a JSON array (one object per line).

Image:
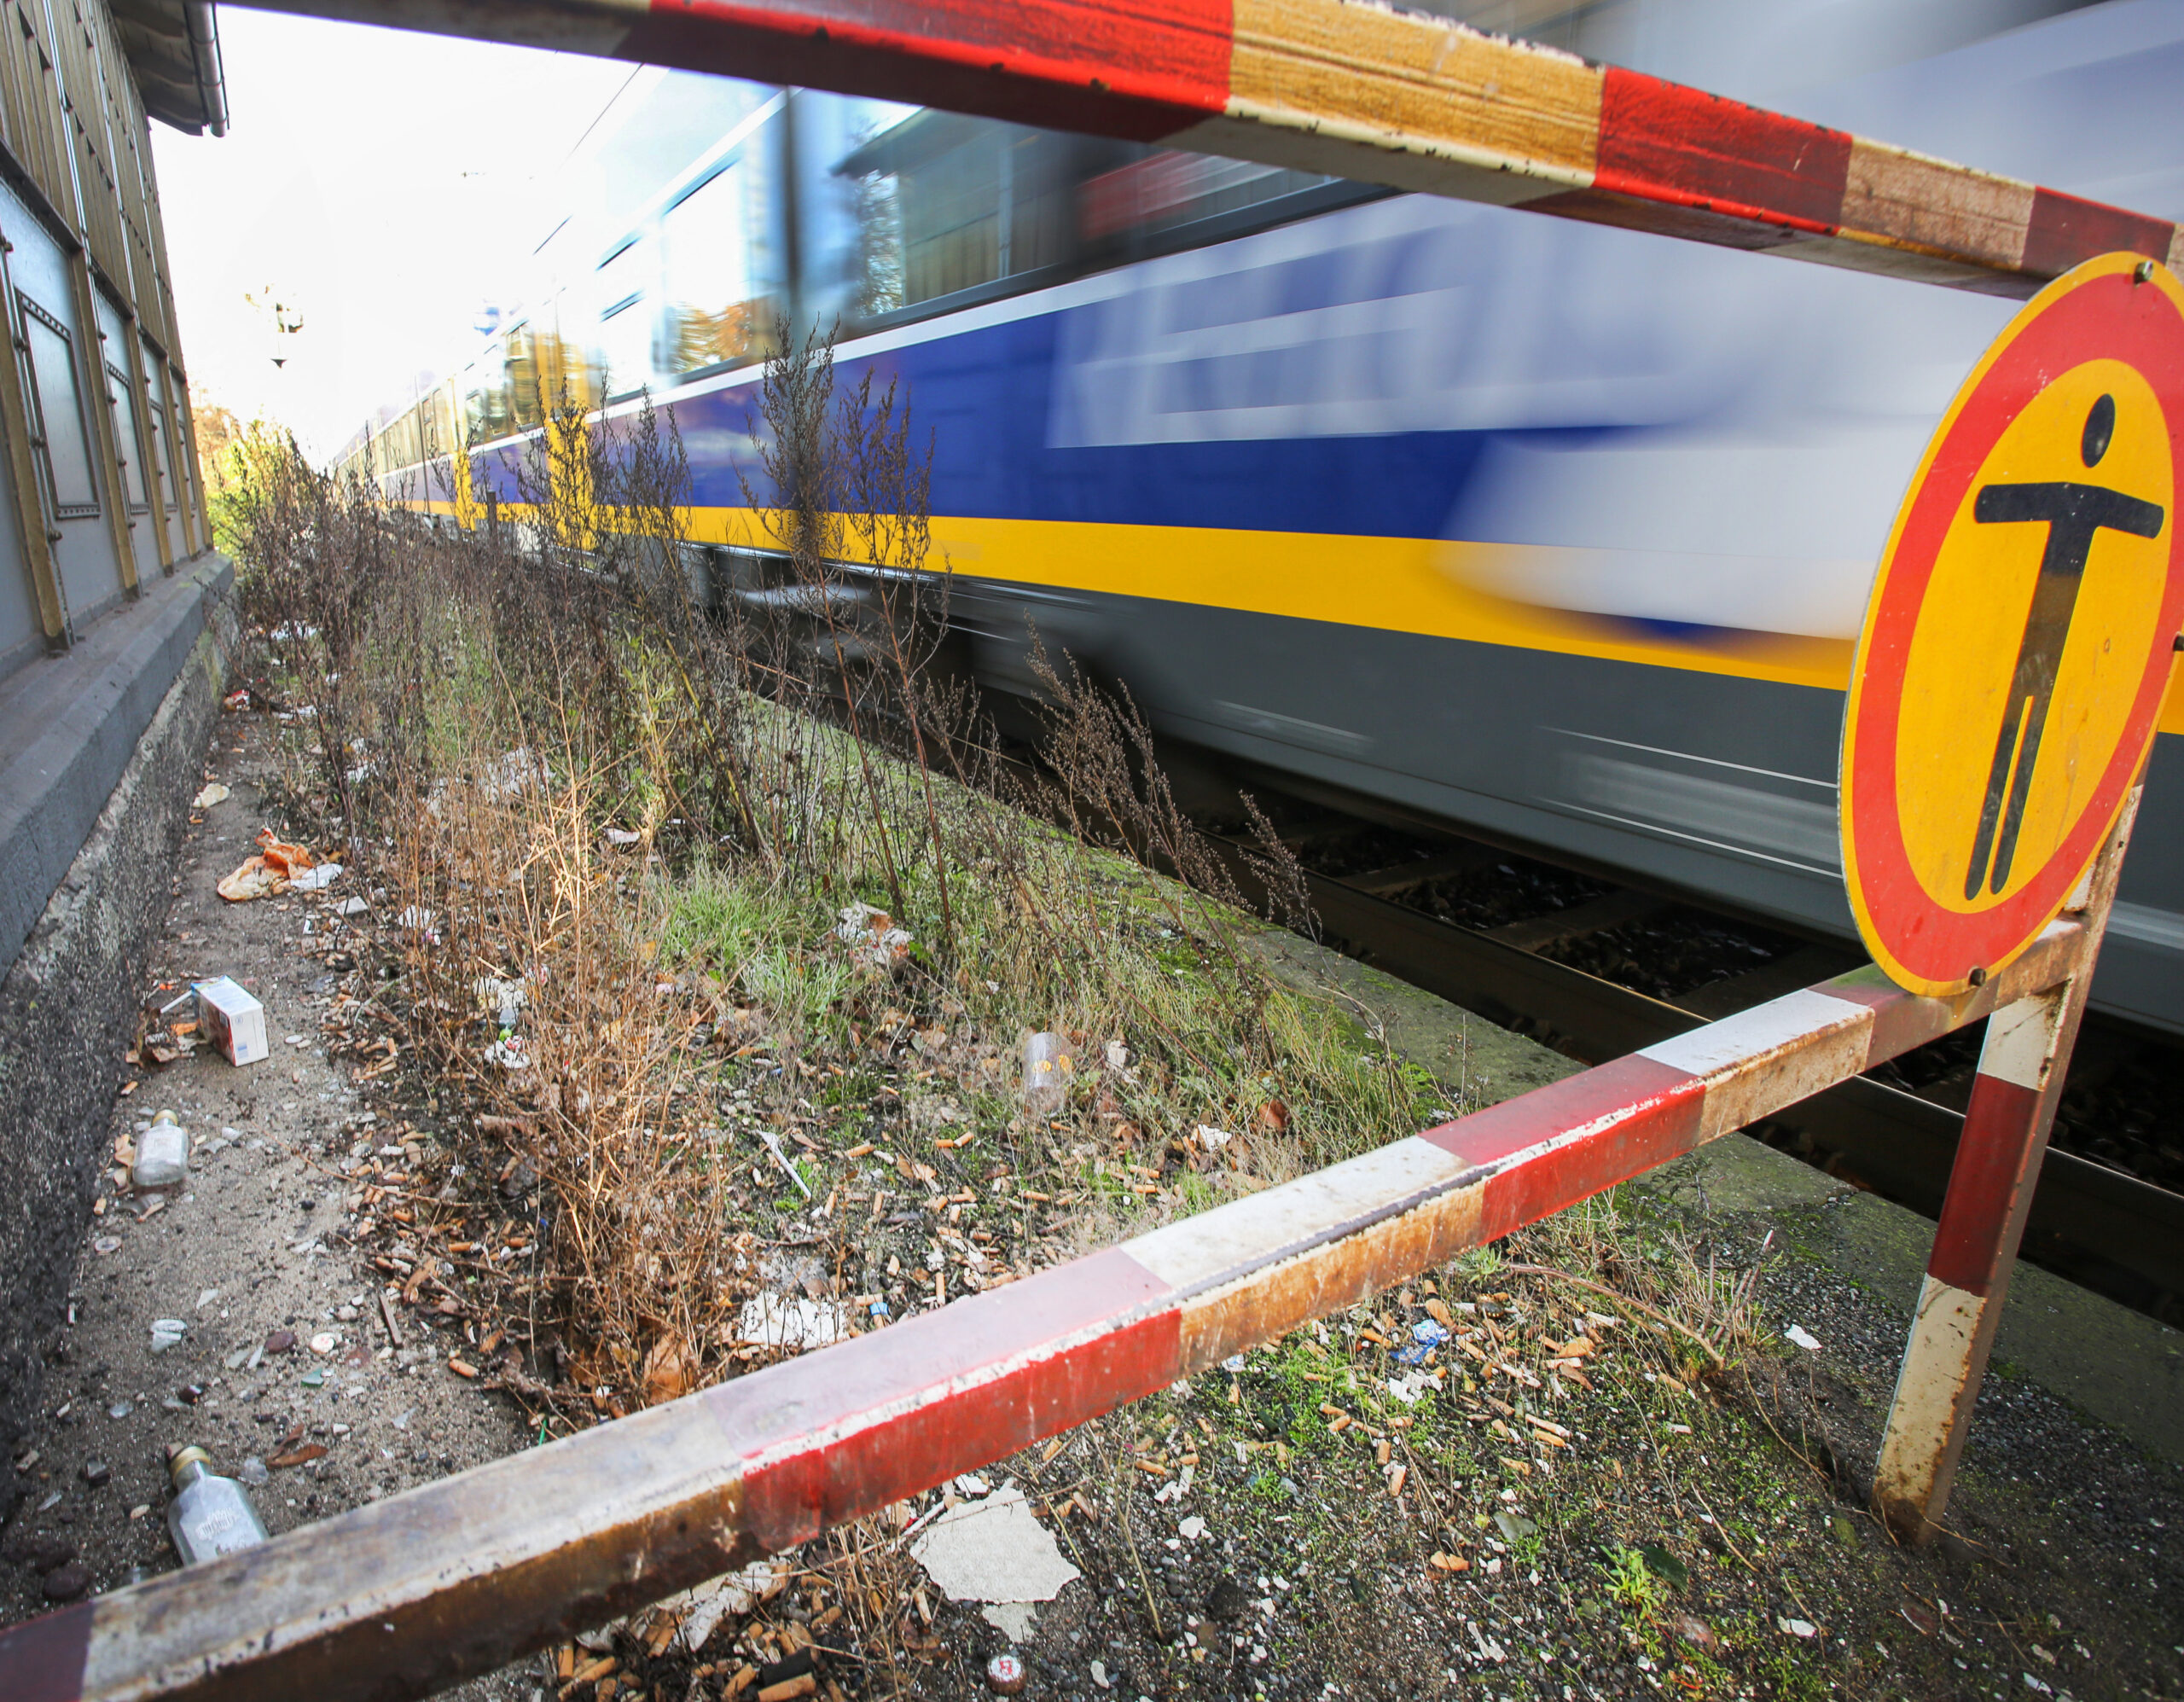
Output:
[
  {"xmin": 166, "ymin": 1446, "xmax": 268, "ymax": 1565},
  {"xmin": 1019, "ymin": 1031, "xmax": 1075, "ymax": 1116},
  {"xmin": 132, "ymin": 1112, "xmax": 189, "ymax": 1190}
]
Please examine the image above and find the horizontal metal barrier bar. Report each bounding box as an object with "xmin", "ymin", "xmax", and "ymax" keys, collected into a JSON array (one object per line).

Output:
[
  {"xmin": 3, "ymin": 916, "xmax": 2084, "ymax": 1702},
  {"xmin": 1226, "ymin": 846, "xmax": 2182, "ymax": 1310},
  {"xmin": 246, "ymin": 0, "xmax": 2182, "ymax": 296}
]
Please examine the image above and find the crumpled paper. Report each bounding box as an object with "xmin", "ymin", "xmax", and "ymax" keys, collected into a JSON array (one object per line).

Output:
[{"xmin": 217, "ymin": 828, "xmax": 318, "ymax": 903}]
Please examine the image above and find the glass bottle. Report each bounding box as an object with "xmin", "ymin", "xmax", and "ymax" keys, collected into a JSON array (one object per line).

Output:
[
  {"xmin": 166, "ymin": 1446, "xmax": 268, "ymax": 1565},
  {"xmin": 132, "ymin": 1111, "xmax": 189, "ymax": 1190}
]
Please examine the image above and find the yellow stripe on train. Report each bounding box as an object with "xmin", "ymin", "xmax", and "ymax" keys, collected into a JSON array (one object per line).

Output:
[{"xmin": 399, "ymin": 497, "xmax": 2184, "ymax": 736}]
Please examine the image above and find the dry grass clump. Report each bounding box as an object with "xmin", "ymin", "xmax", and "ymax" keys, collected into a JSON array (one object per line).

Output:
[
  {"xmin": 225, "ymin": 341, "xmax": 1444, "ymax": 1421},
  {"xmin": 1502, "ymin": 1191, "xmax": 1769, "ymax": 1381}
]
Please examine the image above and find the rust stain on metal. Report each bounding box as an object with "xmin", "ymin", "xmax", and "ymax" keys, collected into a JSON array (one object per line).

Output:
[
  {"xmin": 1873, "ymin": 1275, "xmax": 1988, "ymax": 1540},
  {"xmin": 1696, "ymin": 1019, "xmax": 1870, "ymax": 1140},
  {"xmin": 1836, "ymin": 918, "xmax": 2083, "ymax": 1066},
  {"xmin": 83, "ymin": 1432, "xmax": 750, "ymax": 1702},
  {"xmin": 1176, "ymin": 1183, "xmax": 1484, "ymax": 1372}
]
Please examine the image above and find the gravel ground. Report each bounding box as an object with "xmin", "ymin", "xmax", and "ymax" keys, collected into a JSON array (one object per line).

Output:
[{"xmin": 1541, "ymin": 909, "xmax": 1802, "ymax": 1003}]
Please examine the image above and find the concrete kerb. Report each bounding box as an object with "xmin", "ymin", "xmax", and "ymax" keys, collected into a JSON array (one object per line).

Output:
[
  {"xmin": 0, "ymin": 562, "xmax": 235, "ymax": 1500},
  {"xmin": 0, "ymin": 556, "xmax": 235, "ymax": 979},
  {"xmin": 1243, "ymin": 923, "xmax": 1580, "ymax": 1110}
]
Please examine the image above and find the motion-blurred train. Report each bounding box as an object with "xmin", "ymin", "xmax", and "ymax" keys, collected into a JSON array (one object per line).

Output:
[{"xmin": 340, "ymin": 0, "xmax": 2184, "ymax": 1037}]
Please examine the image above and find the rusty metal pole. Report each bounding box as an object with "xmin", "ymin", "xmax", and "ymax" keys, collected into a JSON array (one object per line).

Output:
[{"xmin": 1871, "ymin": 783, "xmax": 2138, "ymax": 1543}]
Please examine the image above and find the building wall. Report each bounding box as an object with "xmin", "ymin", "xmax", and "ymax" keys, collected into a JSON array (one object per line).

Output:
[
  {"xmin": 0, "ymin": 566, "xmax": 230, "ymax": 1505},
  {"xmin": 0, "ymin": 0, "xmax": 221, "ymax": 1484},
  {"xmin": 0, "ymin": 0, "xmax": 206, "ymax": 671}
]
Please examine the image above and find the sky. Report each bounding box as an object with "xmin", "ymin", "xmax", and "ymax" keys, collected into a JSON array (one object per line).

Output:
[{"xmin": 151, "ymin": 9, "xmax": 638, "ymax": 459}]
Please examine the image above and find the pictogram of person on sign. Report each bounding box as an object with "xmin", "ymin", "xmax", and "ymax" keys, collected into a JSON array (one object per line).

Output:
[{"xmin": 1963, "ymin": 392, "xmax": 2166, "ymax": 899}]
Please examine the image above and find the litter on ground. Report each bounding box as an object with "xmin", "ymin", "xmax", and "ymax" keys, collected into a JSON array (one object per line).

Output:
[
  {"xmin": 911, "ymin": 1484, "xmax": 1081, "ymax": 1635},
  {"xmin": 737, "ymin": 1294, "xmax": 845, "ymax": 1351},
  {"xmin": 217, "ymin": 829, "xmax": 318, "ymax": 903},
  {"xmin": 836, "ymin": 902, "xmax": 915, "ymax": 972}
]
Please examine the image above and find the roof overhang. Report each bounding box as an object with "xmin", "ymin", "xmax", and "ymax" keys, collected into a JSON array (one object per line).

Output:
[{"xmin": 111, "ymin": 0, "xmax": 228, "ymax": 136}]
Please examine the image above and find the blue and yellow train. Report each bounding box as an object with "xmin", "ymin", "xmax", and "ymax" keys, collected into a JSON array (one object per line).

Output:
[{"xmin": 340, "ymin": 0, "xmax": 2184, "ymax": 1037}]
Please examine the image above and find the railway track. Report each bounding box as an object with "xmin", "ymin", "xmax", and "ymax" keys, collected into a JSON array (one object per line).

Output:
[{"xmin": 1197, "ymin": 801, "xmax": 2184, "ymax": 1327}]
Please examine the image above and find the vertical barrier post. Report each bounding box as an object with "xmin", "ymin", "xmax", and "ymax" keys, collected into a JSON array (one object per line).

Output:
[{"xmin": 1871, "ymin": 787, "xmax": 2137, "ymax": 1543}]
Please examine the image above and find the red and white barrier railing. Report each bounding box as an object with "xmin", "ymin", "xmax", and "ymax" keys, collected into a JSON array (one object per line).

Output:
[{"xmin": 247, "ymin": 0, "xmax": 2183, "ymax": 297}]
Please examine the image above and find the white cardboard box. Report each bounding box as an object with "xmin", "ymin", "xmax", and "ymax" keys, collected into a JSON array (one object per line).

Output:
[{"xmin": 195, "ymin": 977, "xmax": 268, "ymax": 1066}]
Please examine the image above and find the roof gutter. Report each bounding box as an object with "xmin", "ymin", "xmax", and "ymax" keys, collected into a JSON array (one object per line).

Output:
[{"xmin": 185, "ymin": 0, "xmax": 227, "ymax": 137}]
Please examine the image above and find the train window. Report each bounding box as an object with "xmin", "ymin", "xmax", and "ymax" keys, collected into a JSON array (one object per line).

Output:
[
  {"xmin": 837, "ymin": 113, "xmax": 1083, "ymax": 314},
  {"xmin": 17, "ymin": 296, "xmax": 99, "ymax": 518},
  {"xmin": 594, "ymin": 236, "xmax": 655, "ymax": 398},
  {"xmin": 462, "ymin": 358, "xmax": 509, "ymax": 446},
  {"xmin": 832, "ymin": 108, "xmax": 1354, "ymax": 321},
  {"xmin": 503, "ymin": 324, "xmax": 543, "ymax": 433},
  {"xmin": 663, "ymin": 156, "xmax": 783, "ymax": 376}
]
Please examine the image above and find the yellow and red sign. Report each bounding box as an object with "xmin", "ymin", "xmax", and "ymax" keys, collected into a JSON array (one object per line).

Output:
[{"xmin": 1842, "ymin": 253, "xmax": 2184, "ymax": 996}]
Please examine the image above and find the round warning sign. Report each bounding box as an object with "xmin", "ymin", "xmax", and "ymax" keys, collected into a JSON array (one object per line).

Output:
[{"xmin": 1842, "ymin": 253, "xmax": 2184, "ymax": 997}]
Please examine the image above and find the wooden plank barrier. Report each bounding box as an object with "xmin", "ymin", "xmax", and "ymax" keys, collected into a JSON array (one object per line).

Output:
[{"xmin": 248, "ymin": 0, "xmax": 2184, "ymax": 296}]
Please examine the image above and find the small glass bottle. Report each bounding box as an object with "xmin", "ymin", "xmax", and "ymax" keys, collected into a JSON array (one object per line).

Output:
[
  {"xmin": 132, "ymin": 1111, "xmax": 189, "ymax": 1190},
  {"xmin": 166, "ymin": 1446, "xmax": 268, "ymax": 1565}
]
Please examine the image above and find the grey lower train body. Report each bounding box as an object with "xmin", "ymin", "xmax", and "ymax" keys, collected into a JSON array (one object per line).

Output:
[{"xmin": 942, "ymin": 573, "xmax": 2184, "ymax": 1037}]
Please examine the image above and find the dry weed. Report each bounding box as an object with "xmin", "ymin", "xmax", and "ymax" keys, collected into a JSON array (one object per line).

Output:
[{"xmin": 224, "ymin": 345, "xmax": 1443, "ymax": 1431}]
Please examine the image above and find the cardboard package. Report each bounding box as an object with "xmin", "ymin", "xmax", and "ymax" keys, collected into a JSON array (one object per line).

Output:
[{"xmin": 194, "ymin": 977, "xmax": 268, "ymax": 1066}]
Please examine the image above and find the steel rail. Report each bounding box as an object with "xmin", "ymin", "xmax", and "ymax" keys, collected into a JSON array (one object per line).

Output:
[
  {"xmin": 1211, "ymin": 837, "xmax": 2184, "ymax": 1310},
  {"xmin": 3, "ymin": 921, "xmax": 2087, "ymax": 1701},
  {"xmin": 240, "ymin": 0, "xmax": 2183, "ymax": 298}
]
